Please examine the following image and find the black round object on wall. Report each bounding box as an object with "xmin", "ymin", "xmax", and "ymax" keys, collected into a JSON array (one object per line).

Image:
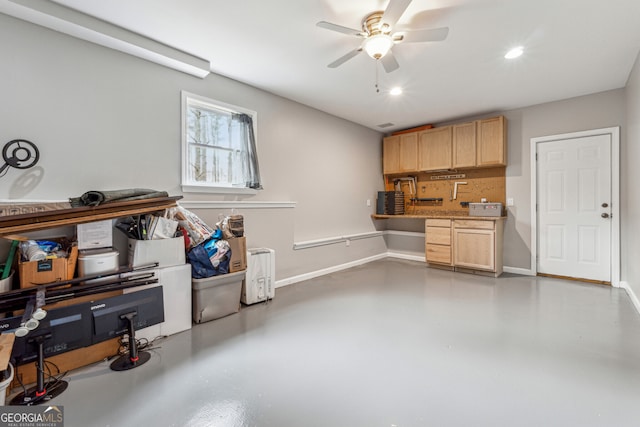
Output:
[{"xmin": 0, "ymin": 139, "xmax": 40, "ymax": 176}]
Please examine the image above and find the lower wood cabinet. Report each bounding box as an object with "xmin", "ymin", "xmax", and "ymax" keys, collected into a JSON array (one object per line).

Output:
[
  {"xmin": 425, "ymin": 217, "xmax": 504, "ymax": 277},
  {"xmin": 425, "ymin": 219, "xmax": 452, "ymax": 265}
]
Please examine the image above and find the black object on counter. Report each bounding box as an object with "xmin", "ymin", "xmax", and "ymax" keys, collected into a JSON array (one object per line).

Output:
[{"xmin": 410, "ymin": 198, "xmax": 444, "ymax": 202}]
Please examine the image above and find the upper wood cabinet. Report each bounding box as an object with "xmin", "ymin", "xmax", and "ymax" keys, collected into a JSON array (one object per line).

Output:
[
  {"xmin": 477, "ymin": 116, "xmax": 506, "ymax": 167},
  {"xmin": 453, "ymin": 117, "xmax": 507, "ymax": 168},
  {"xmin": 383, "ymin": 115, "xmax": 506, "ymax": 175},
  {"xmin": 383, "ymin": 133, "xmax": 418, "ymax": 174},
  {"xmin": 383, "ymin": 135, "xmax": 400, "ymax": 174},
  {"xmin": 418, "ymin": 127, "xmax": 452, "ymax": 171},
  {"xmin": 452, "ymin": 121, "xmax": 477, "ymax": 168}
]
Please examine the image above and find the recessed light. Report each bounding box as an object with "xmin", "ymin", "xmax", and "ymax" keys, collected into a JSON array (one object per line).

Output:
[
  {"xmin": 505, "ymin": 46, "xmax": 524, "ymax": 59},
  {"xmin": 390, "ymin": 87, "xmax": 403, "ymax": 96}
]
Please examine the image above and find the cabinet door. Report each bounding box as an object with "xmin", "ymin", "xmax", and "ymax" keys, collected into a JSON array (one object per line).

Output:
[
  {"xmin": 418, "ymin": 127, "xmax": 452, "ymax": 171},
  {"xmin": 453, "ymin": 228, "xmax": 495, "ymax": 271},
  {"xmin": 452, "ymin": 122, "xmax": 476, "ymax": 168},
  {"xmin": 477, "ymin": 116, "xmax": 506, "ymax": 167},
  {"xmin": 399, "ymin": 133, "xmax": 418, "ymax": 172},
  {"xmin": 383, "ymin": 135, "xmax": 401, "ymax": 174}
]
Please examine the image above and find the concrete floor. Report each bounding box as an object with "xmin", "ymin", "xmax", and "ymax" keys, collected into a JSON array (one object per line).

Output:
[{"xmin": 11, "ymin": 258, "xmax": 640, "ymax": 426}]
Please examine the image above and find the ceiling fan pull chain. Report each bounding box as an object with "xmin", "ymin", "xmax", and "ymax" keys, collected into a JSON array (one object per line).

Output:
[{"xmin": 375, "ymin": 60, "xmax": 380, "ymax": 93}]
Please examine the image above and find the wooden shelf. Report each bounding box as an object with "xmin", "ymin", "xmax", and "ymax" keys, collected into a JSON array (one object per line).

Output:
[{"xmin": 0, "ymin": 196, "xmax": 182, "ymax": 236}]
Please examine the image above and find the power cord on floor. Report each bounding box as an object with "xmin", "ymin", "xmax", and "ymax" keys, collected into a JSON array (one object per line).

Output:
[
  {"xmin": 12, "ymin": 359, "xmax": 67, "ymax": 398},
  {"xmin": 109, "ymin": 334, "xmax": 167, "ymax": 360}
]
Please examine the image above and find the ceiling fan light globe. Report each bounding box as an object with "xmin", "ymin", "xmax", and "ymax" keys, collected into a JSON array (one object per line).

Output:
[{"xmin": 364, "ymin": 34, "xmax": 394, "ymax": 59}]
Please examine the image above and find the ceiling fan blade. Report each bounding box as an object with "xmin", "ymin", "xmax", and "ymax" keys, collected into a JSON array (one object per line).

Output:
[
  {"xmin": 399, "ymin": 27, "xmax": 449, "ymax": 43},
  {"xmin": 317, "ymin": 21, "xmax": 365, "ymax": 37},
  {"xmin": 328, "ymin": 48, "xmax": 363, "ymax": 68},
  {"xmin": 381, "ymin": 51, "xmax": 400, "ymax": 73},
  {"xmin": 382, "ymin": 0, "xmax": 412, "ymax": 28}
]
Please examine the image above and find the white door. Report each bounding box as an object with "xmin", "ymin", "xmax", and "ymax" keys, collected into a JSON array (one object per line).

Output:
[{"xmin": 536, "ymin": 134, "xmax": 612, "ymax": 282}]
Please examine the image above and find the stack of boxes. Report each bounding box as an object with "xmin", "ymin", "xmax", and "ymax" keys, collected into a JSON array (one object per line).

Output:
[
  {"xmin": 124, "ymin": 232, "xmax": 191, "ymax": 341},
  {"xmin": 75, "ymin": 219, "xmax": 193, "ymax": 341}
]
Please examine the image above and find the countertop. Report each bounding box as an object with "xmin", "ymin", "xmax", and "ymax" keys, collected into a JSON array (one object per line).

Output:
[{"xmin": 371, "ymin": 211, "xmax": 507, "ymax": 220}]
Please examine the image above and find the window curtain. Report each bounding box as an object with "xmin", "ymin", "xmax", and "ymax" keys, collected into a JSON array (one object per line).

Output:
[{"xmin": 232, "ymin": 113, "xmax": 262, "ymax": 189}]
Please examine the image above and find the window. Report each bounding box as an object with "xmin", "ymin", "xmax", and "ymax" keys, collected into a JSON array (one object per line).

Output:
[{"xmin": 181, "ymin": 91, "xmax": 262, "ymax": 193}]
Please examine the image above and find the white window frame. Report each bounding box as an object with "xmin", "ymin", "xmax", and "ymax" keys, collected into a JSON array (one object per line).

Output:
[{"xmin": 181, "ymin": 91, "xmax": 259, "ymax": 195}]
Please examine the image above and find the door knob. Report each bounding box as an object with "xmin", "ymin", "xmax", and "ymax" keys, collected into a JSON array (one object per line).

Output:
[
  {"xmin": 602, "ymin": 203, "xmax": 609, "ymax": 208},
  {"xmin": 601, "ymin": 213, "xmax": 610, "ymax": 218}
]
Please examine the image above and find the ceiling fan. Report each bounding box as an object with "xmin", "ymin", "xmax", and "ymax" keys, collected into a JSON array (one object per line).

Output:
[{"xmin": 317, "ymin": 0, "xmax": 449, "ymax": 73}]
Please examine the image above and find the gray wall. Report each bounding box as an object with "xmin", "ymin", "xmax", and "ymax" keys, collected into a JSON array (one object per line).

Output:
[
  {"xmin": 0, "ymin": 14, "xmax": 386, "ymax": 283},
  {"xmin": 1, "ymin": 12, "xmax": 634, "ymax": 283},
  {"xmin": 502, "ymin": 89, "xmax": 626, "ymax": 270},
  {"xmin": 380, "ymin": 90, "xmax": 626, "ymax": 271},
  {"xmin": 623, "ymin": 51, "xmax": 640, "ymax": 296}
]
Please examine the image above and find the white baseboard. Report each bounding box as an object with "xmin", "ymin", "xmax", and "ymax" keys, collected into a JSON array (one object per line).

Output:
[
  {"xmin": 275, "ymin": 253, "xmax": 388, "ymax": 288},
  {"xmin": 619, "ymin": 281, "xmax": 640, "ymax": 315},
  {"xmin": 503, "ymin": 266, "xmax": 535, "ymax": 276},
  {"xmin": 276, "ymin": 252, "xmax": 540, "ymax": 288},
  {"xmin": 386, "ymin": 251, "xmax": 426, "ymax": 262}
]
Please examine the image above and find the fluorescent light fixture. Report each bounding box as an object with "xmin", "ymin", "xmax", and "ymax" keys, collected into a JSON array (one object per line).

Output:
[
  {"xmin": 363, "ymin": 34, "xmax": 394, "ymax": 59},
  {"xmin": 390, "ymin": 87, "xmax": 402, "ymax": 96},
  {"xmin": 505, "ymin": 46, "xmax": 524, "ymax": 59},
  {"xmin": 1, "ymin": 0, "xmax": 211, "ymax": 78}
]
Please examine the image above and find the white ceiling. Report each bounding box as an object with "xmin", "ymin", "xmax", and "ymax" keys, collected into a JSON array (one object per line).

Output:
[{"xmin": 13, "ymin": 0, "xmax": 640, "ymax": 132}]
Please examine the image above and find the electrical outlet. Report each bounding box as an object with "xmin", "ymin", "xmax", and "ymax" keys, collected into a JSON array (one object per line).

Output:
[
  {"xmin": 366, "ymin": 199, "xmax": 371, "ymax": 207},
  {"xmin": 346, "ymin": 239, "xmax": 350, "ymax": 247},
  {"xmin": 507, "ymin": 198, "xmax": 514, "ymax": 206}
]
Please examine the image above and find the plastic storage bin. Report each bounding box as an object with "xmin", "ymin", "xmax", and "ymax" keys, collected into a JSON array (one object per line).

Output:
[{"xmin": 192, "ymin": 270, "xmax": 245, "ymax": 323}]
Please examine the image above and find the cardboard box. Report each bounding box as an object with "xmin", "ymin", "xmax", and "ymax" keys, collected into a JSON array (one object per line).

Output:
[
  {"xmin": 128, "ymin": 237, "xmax": 186, "ymax": 268},
  {"xmin": 18, "ymin": 245, "xmax": 78, "ymax": 288},
  {"xmin": 192, "ymin": 270, "xmax": 245, "ymax": 323},
  {"xmin": 77, "ymin": 220, "xmax": 113, "ymax": 250},
  {"xmin": 227, "ymin": 237, "xmax": 247, "ymax": 272}
]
